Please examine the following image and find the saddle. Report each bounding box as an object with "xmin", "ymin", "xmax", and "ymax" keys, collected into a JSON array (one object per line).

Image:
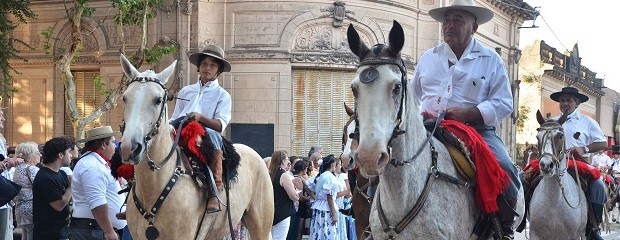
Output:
[
  {"xmin": 423, "ymin": 118, "xmax": 476, "ymax": 183},
  {"xmin": 174, "ymin": 121, "xmax": 241, "ymax": 192}
]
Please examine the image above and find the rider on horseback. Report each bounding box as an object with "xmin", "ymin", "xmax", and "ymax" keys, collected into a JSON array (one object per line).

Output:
[
  {"xmin": 550, "ymin": 87, "xmax": 609, "ymax": 240},
  {"xmin": 415, "ymin": 0, "xmax": 521, "ymax": 238},
  {"xmin": 170, "ymin": 44, "xmax": 232, "ymax": 212}
]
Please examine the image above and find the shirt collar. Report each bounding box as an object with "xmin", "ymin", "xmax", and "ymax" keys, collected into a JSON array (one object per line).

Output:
[
  {"xmin": 565, "ymin": 110, "xmax": 582, "ymax": 120},
  {"xmin": 194, "ymin": 78, "xmax": 220, "ymax": 89},
  {"xmin": 437, "ymin": 38, "xmax": 486, "ymax": 62}
]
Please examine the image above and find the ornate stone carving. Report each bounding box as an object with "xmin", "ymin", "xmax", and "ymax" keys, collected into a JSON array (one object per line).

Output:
[
  {"xmin": 320, "ymin": 1, "xmax": 355, "ymax": 27},
  {"xmin": 158, "ymin": 4, "xmax": 176, "ymax": 15},
  {"xmin": 294, "ymin": 25, "xmax": 355, "ymax": 51},
  {"xmin": 181, "ymin": 1, "xmax": 193, "ymax": 15},
  {"xmin": 290, "ymin": 52, "xmax": 358, "ymax": 65},
  {"xmin": 106, "ymin": 25, "xmax": 141, "ymax": 47}
]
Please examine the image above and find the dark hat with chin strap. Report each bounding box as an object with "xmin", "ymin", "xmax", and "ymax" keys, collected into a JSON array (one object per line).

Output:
[{"xmin": 550, "ymin": 86, "xmax": 589, "ymax": 103}]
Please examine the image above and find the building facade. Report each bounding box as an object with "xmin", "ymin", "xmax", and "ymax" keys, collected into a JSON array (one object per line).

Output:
[{"xmin": 5, "ymin": 0, "xmax": 534, "ymax": 158}]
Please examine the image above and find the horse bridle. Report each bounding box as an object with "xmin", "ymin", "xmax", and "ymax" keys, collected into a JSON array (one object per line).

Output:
[
  {"xmin": 538, "ymin": 123, "xmax": 582, "ymax": 208},
  {"xmin": 124, "ymin": 77, "xmax": 177, "ymax": 171},
  {"xmin": 354, "ymin": 54, "xmax": 409, "ymax": 165},
  {"xmin": 538, "ymin": 124, "xmax": 566, "ymax": 175}
]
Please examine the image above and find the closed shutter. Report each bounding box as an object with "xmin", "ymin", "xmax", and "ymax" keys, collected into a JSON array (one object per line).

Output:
[
  {"xmin": 64, "ymin": 71, "xmax": 103, "ymax": 136},
  {"xmin": 292, "ymin": 69, "xmax": 355, "ymax": 157}
]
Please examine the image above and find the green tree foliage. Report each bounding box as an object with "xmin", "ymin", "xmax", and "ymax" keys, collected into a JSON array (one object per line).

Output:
[
  {"xmin": 516, "ymin": 104, "xmax": 531, "ymax": 133},
  {"xmin": 39, "ymin": 0, "xmax": 176, "ymax": 137},
  {"xmin": 0, "ymin": 0, "xmax": 36, "ymax": 99}
]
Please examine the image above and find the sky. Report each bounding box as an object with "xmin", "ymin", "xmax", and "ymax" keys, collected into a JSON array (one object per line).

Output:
[{"xmin": 518, "ymin": 0, "xmax": 619, "ymax": 92}]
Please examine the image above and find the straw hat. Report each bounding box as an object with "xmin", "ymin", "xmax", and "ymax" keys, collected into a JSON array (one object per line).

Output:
[
  {"xmin": 77, "ymin": 126, "xmax": 121, "ymax": 143},
  {"xmin": 188, "ymin": 45, "xmax": 231, "ymax": 72},
  {"xmin": 428, "ymin": 0, "xmax": 494, "ymax": 24},
  {"xmin": 550, "ymin": 86, "xmax": 589, "ymax": 103}
]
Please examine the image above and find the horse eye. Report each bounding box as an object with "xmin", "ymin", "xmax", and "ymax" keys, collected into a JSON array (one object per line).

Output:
[
  {"xmin": 154, "ymin": 97, "xmax": 162, "ymax": 105},
  {"xmin": 393, "ymin": 83, "xmax": 402, "ymax": 95},
  {"xmin": 122, "ymin": 96, "xmax": 126, "ymax": 102}
]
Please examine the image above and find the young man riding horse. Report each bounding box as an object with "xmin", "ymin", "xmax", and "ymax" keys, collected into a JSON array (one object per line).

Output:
[
  {"xmin": 170, "ymin": 44, "xmax": 232, "ymax": 212},
  {"xmin": 412, "ymin": 0, "xmax": 520, "ymax": 238}
]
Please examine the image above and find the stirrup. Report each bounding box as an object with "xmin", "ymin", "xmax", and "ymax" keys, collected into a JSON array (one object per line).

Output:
[{"xmin": 206, "ymin": 197, "xmax": 222, "ymax": 213}]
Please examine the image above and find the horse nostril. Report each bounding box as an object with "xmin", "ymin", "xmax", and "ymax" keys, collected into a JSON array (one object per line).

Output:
[{"xmin": 131, "ymin": 142, "xmax": 143, "ymax": 159}]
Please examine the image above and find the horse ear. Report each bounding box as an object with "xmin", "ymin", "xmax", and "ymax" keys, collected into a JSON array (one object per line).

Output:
[
  {"xmin": 536, "ymin": 110, "xmax": 545, "ymax": 125},
  {"xmin": 347, "ymin": 24, "xmax": 368, "ymax": 58},
  {"xmin": 388, "ymin": 20, "xmax": 404, "ymax": 55},
  {"xmin": 344, "ymin": 102, "xmax": 354, "ymax": 117},
  {"xmin": 120, "ymin": 54, "xmax": 141, "ymax": 80},
  {"xmin": 557, "ymin": 110, "xmax": 568, "ymax": 125},
  {"xmin": 155, "ymin": 60, "xmax": 178, "ymax": 85}
]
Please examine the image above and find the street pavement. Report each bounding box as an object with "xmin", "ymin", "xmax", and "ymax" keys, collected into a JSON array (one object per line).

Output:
[{"xmin": 515, "ymin": 220, "xmax": 620, "ymax": 240}]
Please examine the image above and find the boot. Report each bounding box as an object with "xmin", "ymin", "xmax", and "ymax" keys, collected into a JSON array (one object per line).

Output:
[
  {"xmin": 586, "ymin": 203, "xmax": 604, "ymax": 240},
  {"xmin": 206, "ymin": 149, "xmax": 224, "ymax": 213},
  {"xmin": 497, "ymin": 200, "xmax": 517, "ymax": 240}
]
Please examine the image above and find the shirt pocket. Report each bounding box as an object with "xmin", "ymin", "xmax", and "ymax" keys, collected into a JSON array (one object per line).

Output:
[{"xmin": 455, "ymin": 70, "xmax": 486, "ymax": 102}]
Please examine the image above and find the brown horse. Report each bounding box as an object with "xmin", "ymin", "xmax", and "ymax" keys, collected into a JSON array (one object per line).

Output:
[
  {"xmin": 119, "ymin": 54, "xmax": 274, "ymax": 239},
  {"xmin": 340, "ymin": 102, "xmax": 377, "ymax": 239},
  {"xmin": 523, "ymin": 142, "xmax": 540, "ymax": 166}
]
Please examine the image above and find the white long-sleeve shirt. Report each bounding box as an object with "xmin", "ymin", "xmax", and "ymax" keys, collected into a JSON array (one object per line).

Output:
[
  {"xmin": 411, "ymin": 39, "xmax": 513, "ymax": 127},
  {"xmin": 170, "ymin": 78, "xmax": 232, "ymax": 133},
  {"xmin": 553, "ymin": 110, "xmax": 606, "ymax": 158},
  {"xmin": 71, "ymin": 152, "xmax": 126, "ymax": 230}
]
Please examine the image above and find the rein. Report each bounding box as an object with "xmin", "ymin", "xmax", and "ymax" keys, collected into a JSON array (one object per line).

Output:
[{"xmin": 355, "ymin": 55, "xmax": 473, "ymax": 238}]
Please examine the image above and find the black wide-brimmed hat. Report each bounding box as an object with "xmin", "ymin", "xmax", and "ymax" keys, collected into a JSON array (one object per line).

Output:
[
  {"xmin": 550, "ymin": 86, "xmax": 589, "ymax": 103},
  {"xmin": 188, "ymin": 45, "xmax": 231, "ymax": 72},
  {"xmin": 613, "ymin": 145, "xmax": 620, "ymax": 155}
]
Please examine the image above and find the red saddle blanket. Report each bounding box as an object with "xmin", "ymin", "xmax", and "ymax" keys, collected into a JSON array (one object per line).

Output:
[
  {"xmin": 523, "ymin": 159, "xmax": 600, "ymax": 180},
  {"xmin": 440, "ymin": 119, "xmax": 510, "ymax": 214}
]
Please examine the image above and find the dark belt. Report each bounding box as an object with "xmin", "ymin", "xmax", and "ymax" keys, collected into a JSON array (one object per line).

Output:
[{"xmin": 70, "ymin": 217, "xmax": 100, "ymax": 229}]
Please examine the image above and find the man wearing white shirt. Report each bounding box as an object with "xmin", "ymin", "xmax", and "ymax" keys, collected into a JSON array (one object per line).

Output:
[
  {"xmin": 70, "ymin": 126, "xmax": 125, "ymax": 240},
  {"xmin": 411, "ymin": 1, "xmax": 518, "ymax": 238},
  {"xmin": 550, "ymin": 86, "xmax": 608, "ymax": 239},
  {"xmin": 169, "ymin": 44, "xmax": 232, "ymax": 212},
  {"xmin": 591, "ymin": 151, "xmax": 613, "ymax": 170},
  {"xmin": 612, "ymin": 149, "xmax": 620, "ymax": 174}
]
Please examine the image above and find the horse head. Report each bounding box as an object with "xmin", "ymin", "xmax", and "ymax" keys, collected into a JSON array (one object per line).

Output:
[
  {"xmin": 341, "ymin": 102, "xmax": 358, "ymax": 171},
  {"xmin": 119, "ymin": 54, "xmax": 177, "ymax": 164},
  {"xmin": 348, "ymin": 20, "xmax": 405, "ymax": 176},
  {"xmin": 536, "ymin": 110, "xmax": 567, "ymax": 176},
  {"xmin": 523, "ymin": 142, "xmax": 540, "ymax": 164}
]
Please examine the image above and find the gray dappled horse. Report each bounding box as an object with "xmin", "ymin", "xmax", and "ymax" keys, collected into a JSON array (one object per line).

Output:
[
  {"xmin": 529, "ymin": 110, "xmax": 587, "ymax": 240},
  {"xmin": 347, "ymin": 21, "xmax": 523, "ymax": 239},
  {"xmin": 119, "ymin": 54, "xmax": 274, "ymax": 239}
]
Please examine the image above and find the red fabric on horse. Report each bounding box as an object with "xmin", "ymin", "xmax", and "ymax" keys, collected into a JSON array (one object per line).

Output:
[
  {"xmin": 440, "ymin": 119, "xmax": 510, "ymax": 214},
  {"xmin": 117, "ymin": 164, "xmax": 135, "ymax": 180},
  {"xmin": 523, "ymin": 159, "xmax": 601, "ymax": 180},
  {"xmin": 179, "ymin": 121, "xmax": 208, "ymax": 164}
]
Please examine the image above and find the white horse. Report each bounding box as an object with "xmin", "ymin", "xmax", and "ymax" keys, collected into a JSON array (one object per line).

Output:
[
  {"xmin": 347, "ymin": 21, "xmax": 524, "ymax": 239},
  {"xmin": 119, "ymin": 54, "xmax": 274, "ymax": 239},
  {"xmin": 529, "ymin": 110, "xmax": 587, "ymax": 240}
]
